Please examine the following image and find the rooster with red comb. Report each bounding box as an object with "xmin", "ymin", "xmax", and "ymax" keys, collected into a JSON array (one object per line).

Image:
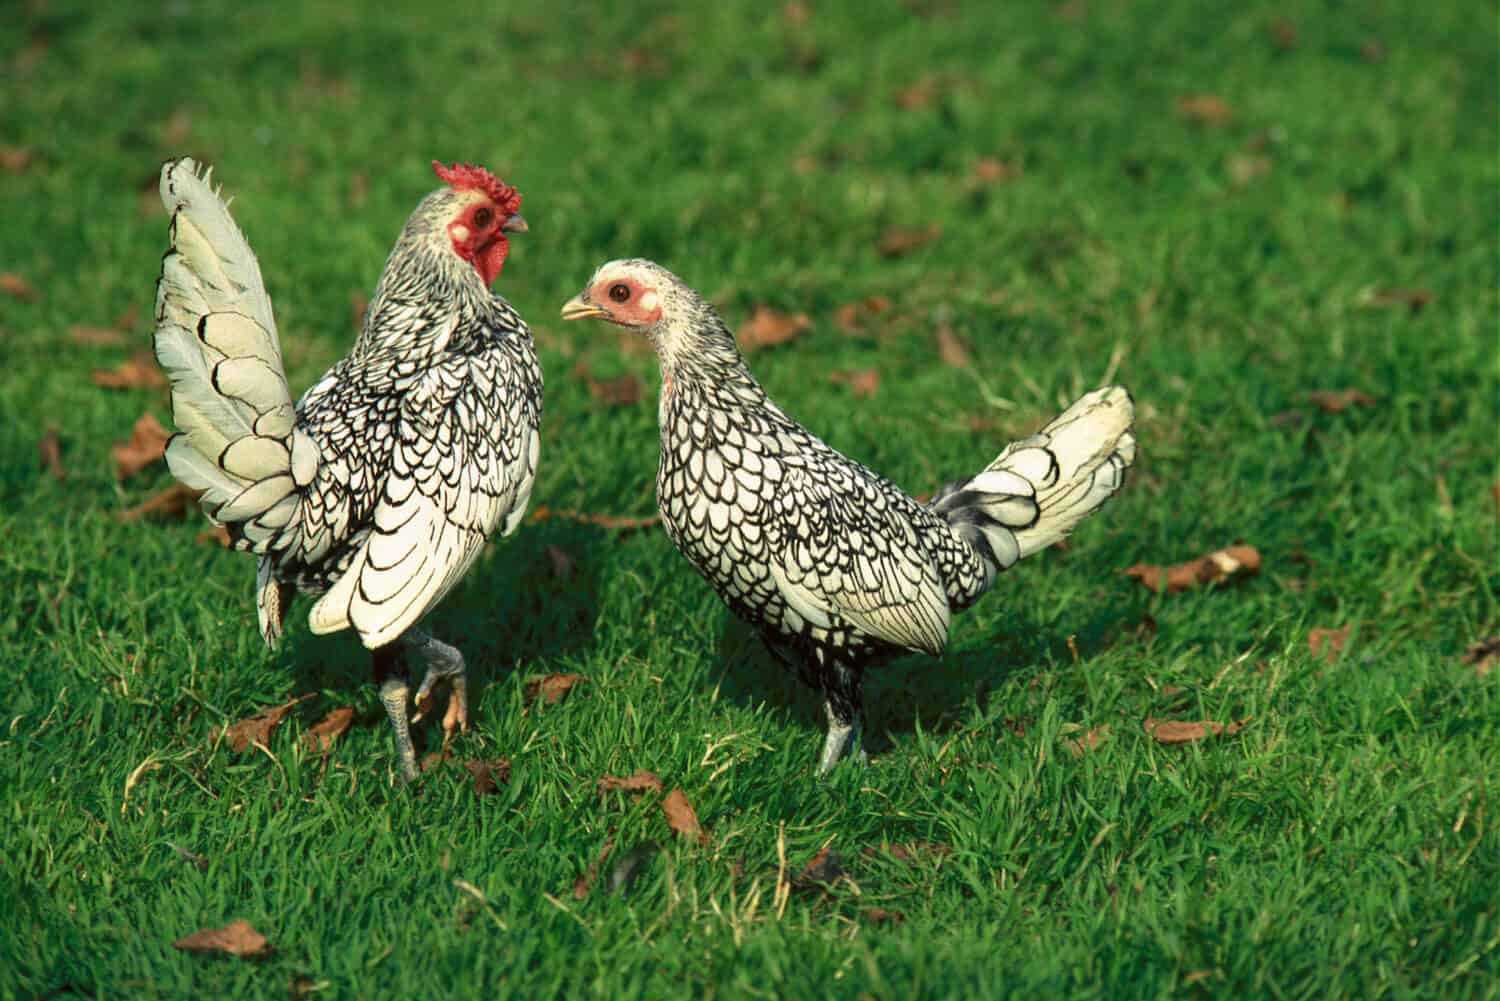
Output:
[{"xmin": 153, "ymin": 158, "xmax": 542, "ymax": 782}]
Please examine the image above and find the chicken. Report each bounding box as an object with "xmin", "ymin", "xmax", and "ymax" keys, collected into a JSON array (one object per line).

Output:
[
  {"xmin": 562, "ymin": 259, "xmax": 1134, "ymax": 772},
  {"xmin": 154, "ymin": 158, "xmax": 542, "ymax": 781}
]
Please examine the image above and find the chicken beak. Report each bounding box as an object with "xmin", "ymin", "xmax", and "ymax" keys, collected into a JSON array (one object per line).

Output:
[
  {"xmin": 560, "ymin": 293, "xmax": 609, "ymax": 321},
  {"xmin": 501, "ymin": 213, "xmax": 529, "ymax": 234}
]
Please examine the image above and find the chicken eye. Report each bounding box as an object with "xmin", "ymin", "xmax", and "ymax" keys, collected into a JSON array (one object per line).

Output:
[
  {"xmin": 608, "ymin": 283, "xmax": 631, "ymax": 303},
  {"xmin": 472, "ymin": 206, "xmax": 494, "ymax": 228}
]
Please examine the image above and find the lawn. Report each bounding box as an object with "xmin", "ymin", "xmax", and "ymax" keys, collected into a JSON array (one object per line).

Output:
[{"xmin": 2, "ymin": 0, "xmax": 1496, "ymax": 997}]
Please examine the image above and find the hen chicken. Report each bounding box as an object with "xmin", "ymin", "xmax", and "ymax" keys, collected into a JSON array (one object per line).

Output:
[
  {"xmin": 563, "ymin": 259, "xmax": 1134, "ymax": 772},
  {"xmin": 154, "ymin": 158, "xmax": 542, "ymax": 781}
]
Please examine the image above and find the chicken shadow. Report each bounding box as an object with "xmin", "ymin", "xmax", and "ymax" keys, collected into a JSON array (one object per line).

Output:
[{"xmin": 709, "ymin": 595, "xmax": 1138, "ymax": 754}]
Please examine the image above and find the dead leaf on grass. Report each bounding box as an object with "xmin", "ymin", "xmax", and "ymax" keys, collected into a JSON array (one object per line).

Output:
[
  {"xmin": 92, "ymin": 352, "xmax": 167, "ymax": 390},
  {"xmin": 573, "ymin": 838, "xmax": 616, "ymax": 899},
  {"xmin": 212, "ymin": 695, "xmax": 313, "ymax": 752},
  {"xmin": 1363, "ymin": 287, "xmax": 1432, "ymax": 313},
  {"xmin": 523, "ymin": 672, "xmax": 583, "ymax": 706},
  {"xmin": 737, "ymin": 306, "xmax": 810, "ymax": 351},
  {"xmin": 465, "ymin": 758, "xmax": 511, "ymax": 795},
  {"xmin": 662, "ymin": 787, "xmax": 705, "ymax": 842},
  {"xmin": 1144, "ymin": 717, "xmax": 1248, "ymax": 744},
  {"xmin": 832, "ymin": 295, "xmax": 890, "ymax": 334},
  {"xmin": 936, "ymin": 322, "xmax": 972, "ymax": 368},
  {"xmin": 1, "ymin": 272, "xmax": 37, "ymax": 300},
  {"xmin": 1125, "ymin": 544, "xmax": 1261, "ymax": 592},
  {"xmin": 972, "ymin": 157, "xmax": 1021, "ymax": 185},
  {"xmin": 830, "ymin": 368, "xmax": 880, "ymax": 398},
  {"xmin": 111, "ymin": 413, "xmax": 172, "ymax": 479},
  {"xmin": 1267, "ymin": 18, "xmax": 1298, "ymax": 49},
  {"xmin": 1227, "ymin": 153, "xmax": 1272, "ymax": 186},
  {"xmin": 598, "ymin": 769, "xmax": 664, "ymax": 795},
  {"xmin": 1175, "ymin": 94, "xmax": 1233, "ymax": 125},
  {"xmin": 1462, "ymin": 637, "xmax": 1500, "ymax": 678},
  {"xmin": 1065, "ymin": 723, "xmax": 1112, "ymax": 756},
  {"xmin": 894, "ymin": 76, "xmax": 939, "ymax": 109},
  {"xmin": 197, "ymin": 524, "xmax": 233, "ymax": 547},
  {"xmin": 117, "ymin": 483, "xmax": 202, "ymax": 522},
  {"xmin": 794, "ymin": 843, "xmax": 844, "ymax": 887},
  {"xmin": 1308, "ymin": 624, "xmax": 1351, "ymax": 664},
  {"xmin": 782, "ymin": 1, "xmax": 810, "ymax": 27},
  {"xmin": 70, "ymin": 324, "xmax": 129, "ymax": 348},
  {"xmin": 300, "ymin": 706, "xmax": 355, "ymax": 751},
  {"xmin": 864, "ymin": 907, "xmax": 905, "ymax": 924},
  {"xmin": 1305, "ymin": 388, "xmax": 1376, "ymax": 412},
  {"xmin": 37, "ymin": 428, "xmax": 64, "ymax": 480},
  {"xmin": 173, "ymin": 919, "xmax": 269, "ymax": 958},
  {"xmin": 0, "ymin": 146, "xmax": 33, "ymax": 172},
  {"xmin": 877, "ymin": 224, "xmax": 942, "ymax": 258}
]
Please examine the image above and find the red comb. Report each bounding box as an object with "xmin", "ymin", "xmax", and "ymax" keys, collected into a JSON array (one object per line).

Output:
[{"xmin": 431, "ymin": 160, "xmax": 521, "ymax": 214}]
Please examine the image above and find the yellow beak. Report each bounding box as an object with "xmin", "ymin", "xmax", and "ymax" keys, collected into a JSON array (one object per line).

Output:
[{"xmin": 560, "ymin": 294, "xmax": 610, "ymax": 321}]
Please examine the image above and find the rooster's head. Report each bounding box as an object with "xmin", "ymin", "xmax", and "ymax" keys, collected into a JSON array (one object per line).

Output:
[{"xmin": 429, "ymin": 160, "xmax": 526, "ymax": 284}]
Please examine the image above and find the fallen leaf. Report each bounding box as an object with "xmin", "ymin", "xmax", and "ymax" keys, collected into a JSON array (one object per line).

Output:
[
  {"xmin": 1176, "ymin": 94, "xmax": 1233, "ymax": 125},
  {"xmin": 598, "ymin": 769, "xmax": 664, "ymax": 795},
  {"xmin": 526, "ymin": 505, "xmax": 661, "ymax": 532},
  {"xmin": 877, "ymin": 224, "xmax": 942, "ymax": 258},
  {"xmin": 350, "ymin": 290, "xmax": 368, "ymax": 331},
  {"xmin": 1308, "ymin": 625, "xmax": 1351, "ymax": 664},
  {"xmin": 573, "ymin": 838, "xmax": 616, "ymax": 899},
  {"xmin": 300, "ymin": 706, "xmax": 354, "ymax": 751},
  {"xmin": 737, "ymin": 306, "xmax": 810, "ymax": 351},
  {"xmin": 1066, "ymin": 723, "xmax": 1112, "ymax": 756},
  {"xmin": 830, "ymin": 368, "xmax": 880, "ymax": 398},
  {"xmin": 1462, "ymin": 637, "xmax": 1499, "ymax": 678},
  {"xmin": 1124, "ymin": 544, "xmax": 1262, "ymax": 592},
  {"xmin": 173, "ymin": 919, "xmax": 269, "ymax": 958},
  {"xmin": 117, "ymin": 483, "xmax": 202, "ymax": 522},
  {"xmin": 92, "ymin": 352, "xmax": 168, "ymax": 390},
  {"xmin": 348, "ymin": 171, "xmax": 369, "ymax": 208},
  {"xmin": 832, "ymin": 295, "xmax": 891, "ymax": 334},
  {"xmin": 523, "ymin": 672, "xmax": 583, "ymax": 706},
  {"xmin": 197, "ymin": 524, "xmax": 233, "ymax": 547},
  {"xmin": 69, "ymin": 324, "xmax": 128, "ymax": 347},
  {"xmin": 1305, "ymin": 388, "xmax": 1376, "ymax": 412},
  {"xmin": 1267, "ymin": 18, "xmax": 1298, "ymax": 49},
  {"xmin": 1364, "ymin": 287, "xmax": 1432, "ymax": 313},
  {"xmin": 894, "ymin": 76, "xmax": 939, "ymax": 110},
  {"xmin": 420, "ymin": 748, "xmax": 452, "ymax": 773},
  {"xmin": 162, "ymin": 109, "xmax": 193, "ymax": 146},
  {"xmin": 864, "ymin": 907, "xmax": 905, "ymax": 924},
  {"xmin": 545, "ymin": 545, "xmax": 576, "ymax": 580},
  {"xmin": 212, "ymin": 695, "xmax": 313, "ymax": 752},
  {"xmin": 0, "ymin": 146, "xmax": 33, "ymax": 171},
  {"xmin": 794, "ymin": 844, "xmax": 844, "ymax": 886},
  {"xmin": 37, "ymin": 428, "xmax": 64, "ymax": 481},
  {"xmin": 1144, "ymin": 717, "xmax": 1248, "ymax": 744},
  {"xmin": 782, "ymin": 1, "xmax": 810, "ymax": 26},
  {"xmin": 1227, "ymin": 153, "xmax": 1272, "ymax": 185},
  {"xmin": 662, "ymin": 787, "xmax": 705, "ymax": 842},
  {"xmin": 111, "ymin": 413, "xmax": 172, "ymax": 479},
  {"xmin": 465, "ymin": 758, "xmax": 511, "ymax": 795},
  {"xmin": 972, "ymin": 157, "xmax": 1021, "ymax": 185},
  {"xmin": 936, "ymin": 323, "xmax": 972, "ymax": 368},
  {"xmin": 0, "ymin": 272, "xmax": 37, "ymax": 300}
]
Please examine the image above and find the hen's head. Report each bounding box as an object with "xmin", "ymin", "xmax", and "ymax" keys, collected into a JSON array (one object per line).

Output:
[{"xmin": 428, "ymin": 160, "xmax": 526, "ymax": 284}]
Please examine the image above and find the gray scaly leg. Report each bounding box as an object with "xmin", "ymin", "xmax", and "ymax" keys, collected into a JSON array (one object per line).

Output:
[
  {"xmin": 373, "ymin": 644, "xmax": 417, "ymax": 783},
  {"xmin": 818, "ymin": 700, "xmax": 869, "ymax": 774},
  {"xmin": 406, "ymin": 629, "xmax": 469, "ymax": 736}
]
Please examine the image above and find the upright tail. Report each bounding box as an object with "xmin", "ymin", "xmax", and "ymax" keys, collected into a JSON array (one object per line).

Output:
[
  {"xmin": 930, "ymin": 386, "xmax": 1136, "ymax": 585},
  {"xmin": 153, "ymin": 158, "xmax": 319, "ymax": 554}
]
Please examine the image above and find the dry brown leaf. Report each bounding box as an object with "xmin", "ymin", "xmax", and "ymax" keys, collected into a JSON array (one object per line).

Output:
[
  {"xmin": 782, "ymin": 1, "xmax": 810, "ymax": 26},
  {"xmin": 936, "ymin": 323, "xmax": 972, "ymax": 368},
  {"xmin": 877, "ymin": 224, "xmax": 942, "ymax": 258},
  {"xmin": 1308, "ymin": 624, "xmax": 1351, "ymax": 664},
  {"xmin": 894, "ymin": 76, "xmax": 939, "ymax": 110},
  {"xmin": 37, "ymin": 428, "xmax": 64, "ymax": 481},
  {"xmin": 92, "ymin": 352, "xmax": 168, "ymax": 390},
  {"xmin": 117, "ymin": 483, "xmax": 202, "ymax": 522},
  {"xmin": 864, "ymin": 907, "xmax": 905, "ymax": 925},
  {"xmin": 523, "ymin": 672, "xmax": 584, "ymax": 706},
  {"xmin": 300, "ymin": 706, "xmax": 355, "ymax": 751},
  {"xmin": 972, "ymin": 157, "xmax": 1021, "ymax": 185},
  {"xmin": 0, "ymin": 146, "xmax": 33, "ymax": 172},
  {"xmin": 598, "ymin": 769, "xmax": 664, "ymax": 795},
  {"xmin": 212, "ymin": 695, "xmax": 313, "ymax": 752},
  {"xmin": 1144, "ymin": 717, "xmax": 1248, "ymax": 744},
  {"xmin": 465, "ymin": 758, "xmax": 511, "ymax": 795},
  {"xmin": 662, "ymin": 787, "xmax": 705, "ymax": 842},
  {"xmin": 738, "ymin": 306, "xmax": 810, "ymax": 352},
  {"xmin": 795, "ymin": 844, "xmax": 844, "ymax": 886},
  {"xmin": 1066, "ymin": 723, "xmax": 1112, "ymax": 756},
  {"xmin": 1462, "ymin": 637, "xmax": 1499, "ymax": 678},
  {"xmin": 348, "ymin": 170, "xmax": 369, "ymax": 208},
  {"xmin": 1364, "ymin": 287, "xmax": 1432, "ymax": 313},
  {"xmin": 573, "ymin": 839, "xmax": 616, "ymax": 899},
  {"xmin": 420, "ymin": 748, "xmax": 453, "ymax": 773},
  {"xmin": 1176, "ymin": 94, "xmax": 1233, "ymax": 125},
  {"xmin": 526, "ymin": 504, "xmax": 661, "ymax": 532},
  {"xmin": 830, "ymin": 368, "xmax": 880, "ymax": 398},
  {"xmin": 1267, "ymin": 18, "xmax": 1298, "ymax": 49},
  {"xmin": 173, "ymin": 919, "xmax": 269, "ymax": 958},
  {"xmin": 1124, "ymin": 544, "xmax": 1261, "ymax": 592},
  {"xmin": 832, "ymin": 295, "xmax": 891, "ymax": 334},
  {"xmin": 1305, "ymin": 388, "xmax": 1376, "ymax": 413},
  {"xmin": 111, "ymin": 413, "xmax": 172, "ymax": 479},
  {"xmin": 1227, "ymin": 153, "xmax": 1272, "ymax": 185},
  {"xmin": 70, "ymin": 324, "xmax": 128, "ymax": 347},
  {"xmin": 0, "ymin": 272, "xmax": 37, "ymax": 300},
  {"xmin": 197, "ymin": 524, "xmax": 233, "ymax": 547}
]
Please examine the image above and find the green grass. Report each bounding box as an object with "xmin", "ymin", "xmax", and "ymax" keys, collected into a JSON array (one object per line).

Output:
[{"xmin": 2, "ymin": 0, "xmax": 1497, "ymax": 996}]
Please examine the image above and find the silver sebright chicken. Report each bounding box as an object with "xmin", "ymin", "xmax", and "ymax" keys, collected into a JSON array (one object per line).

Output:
[
  {"xmin": 154, "ymin": 158, "xmax": 543, "ymax": 781},
  {"xmin": 563, "ymin": 259, "xmax": 1134, "ymax": 772}
]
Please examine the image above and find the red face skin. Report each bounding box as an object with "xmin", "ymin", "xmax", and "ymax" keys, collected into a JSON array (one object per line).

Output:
[
  {"xmin": 447, "ymin": 200, "xmax": 513, "ymax": 284},
  {"xmin": 591, "ymin": 276, "xmax": 663, "ymax": 326}
]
